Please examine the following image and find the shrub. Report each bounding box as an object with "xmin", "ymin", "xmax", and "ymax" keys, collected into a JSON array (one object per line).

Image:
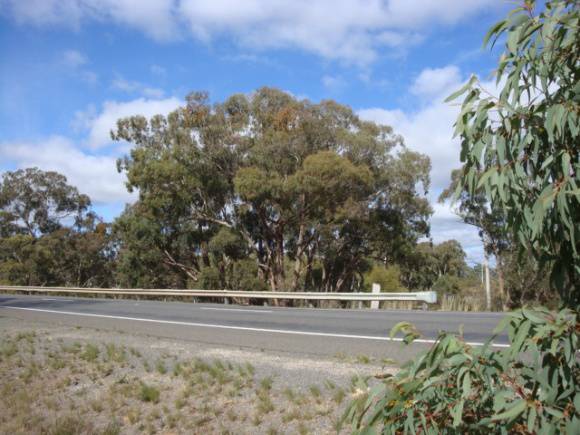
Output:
[
  {"xmin": 343, "ymin": 307, "xmax": 580, "ymax": 433},
  {"xmin": 364, "ymin": 264, "xmax": 403, "ymax": 292},
  {"xmin": 80, "ymin": 344, "xmax": 99, "ymax": 362},
  {"xmin": 139, "ymin": 383, "xmax": 160, "ymax": 403}
]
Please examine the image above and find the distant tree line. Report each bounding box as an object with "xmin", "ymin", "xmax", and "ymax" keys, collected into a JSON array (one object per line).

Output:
[{"xmin": 0, "ymin": 89, "xmax": 550, "ymax": 306}]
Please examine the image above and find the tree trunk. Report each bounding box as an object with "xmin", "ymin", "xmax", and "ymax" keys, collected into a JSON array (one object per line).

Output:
[{"xmin": 292, "ymin": 221, "xmax": 306, "ymax": 291}]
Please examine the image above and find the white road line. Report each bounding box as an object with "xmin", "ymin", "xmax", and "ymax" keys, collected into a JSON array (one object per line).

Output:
[
  {"xmin": 200, "ymin": 307, "xmax": 272, "ymax": 313},
  {"xmin": 42, "ymin": 298, "xmax": 73, "ymax": 302},
  {"xmin": 0, "ymin": 306, "xmax": 510, "ymax": 348}
]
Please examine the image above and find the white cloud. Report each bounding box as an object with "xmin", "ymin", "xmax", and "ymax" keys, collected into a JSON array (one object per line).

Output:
[
  {"xmin": 80, "ymin": 70, "xmax": 98, "ymax": 85},
  {"xmin": 111, "ymin": 76, "xmax": 165, "ymax": 98},
  {"xmin": 0, "ymin": 136, "xmax": 135, "ymax": 204},
  {"xmin": 111, "ymin": 77, "xmax": 141, "ymax": 93},
  {"xmin": 322, "ymin": 75, "xmax": 346, "ymax": 91},
  {"xmin": 78, "ymin": 97, "xmax": 181, "ymax": 149},
  {"xmin": 2, "ymin": 0, "xmax": 498, "ymax": 65},
  {"xmin": 62, "ymin": 49, "xmax": 87, "ymax": 68},
  {"xmin": 141, "ymin": 88, "xmax": 165, "ymax": 99},
  {"xmin": 60, "ymin": 49, "xmax": 98, "ymax": 84},
  {"xmin": 1, "ymin": 0, "xmax": 177, "ymax": 41},
  {"xmin": 410, "ymin": 65, "xmax": 462, "ymax": 99},
  {"xmin": 150, "ymin": 64, "xmax": 167, "ymax": 76},
  {"xmin": 179, "ymin": 0, "xmax": 497, "ymax": 65}
]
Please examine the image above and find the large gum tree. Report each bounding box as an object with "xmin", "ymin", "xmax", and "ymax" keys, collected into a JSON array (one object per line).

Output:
[{"xmin": 113, "ymin": 88, "xmax": 432, "ymax": 291}]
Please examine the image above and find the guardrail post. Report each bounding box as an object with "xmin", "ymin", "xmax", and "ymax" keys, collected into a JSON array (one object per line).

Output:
[{"xmin": 370, "ymin": 283, "xmax": 380, "ymax": 309}]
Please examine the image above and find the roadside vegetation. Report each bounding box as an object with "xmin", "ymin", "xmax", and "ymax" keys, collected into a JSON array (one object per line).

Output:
[
  {"xmin": 0, "ymin": 327, "xmax": 364, "ymax": 434},
  {"xmin": 0, "ymin": 76, "xmax": 552, "ymax": 311},
  {"xmin": 345, "ymin": 1, "xmax": 580, "ymax": 432}
]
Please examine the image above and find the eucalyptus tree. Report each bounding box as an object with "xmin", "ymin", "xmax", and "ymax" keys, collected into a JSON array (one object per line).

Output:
[
  {"xmin": 114, "ymin": 88, "xmax": 432, "ymax": 291},
  {"xmin": 0, "ymin": 167, "xmax": 91, "ymax": 238},
  {"xmin": 0, "ymin": 168, "xmax": 113, "ymax": 287},
  {"xmin": 447, "ymin": 0, "xmax": 580, "ymax": 305},
  {"xmin": 346, "ymin": 2, "xmax": 580, "ymax": 432},
  {"xmin": 440, "ymin": 169, "xmax": 511, "ymax": 305}
]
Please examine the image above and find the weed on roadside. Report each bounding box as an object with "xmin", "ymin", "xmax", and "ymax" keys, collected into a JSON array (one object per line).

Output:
[{"xmin": 139, "ymin": 383, "xmax": 160, "ymax": 403}]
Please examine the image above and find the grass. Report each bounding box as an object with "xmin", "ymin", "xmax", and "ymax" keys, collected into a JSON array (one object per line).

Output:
[
  {"xmin": 80, "ymin": 344, "xmax": 100, "ymax": 362},
  {"xmin": 155, "ymin": 359, "xmax": 167, "ymax": 375},
  {"xmin": 105, "ymin": 343, "xmax": 126, "ymax": 364},
  {"xmin": 0, "ymin": 329, "xmax": 351, "ymax": 434},
  {"xmin": 282, "ymin": 387, "xmax": 296, "ymax": 402},
  {"xmin": 0, "ymin": 341, "xmax": 18, "ymax": 359},
  {"xmin": 281, "ymin": 408, "xmax": 302, "ymax": 423},
  {"xmin": 355, "ymin": 354, "xmax": 371, "ymax": 364},
  {"xmin": 139, "ymin": 383, "xmax": 160, "ymax": 403},
  {"xmin": 61, "ymin": 342, "xmax": 82, "ymax": 355},
  {"xmin": 324, "ymin": 379, "xmax": 336, "ymax": 390},
  {"xmin": 297, "ymin": 421, "xmax": 310, "ymax": 435},
  {"xmin": 245, "ymin": 362, "xmax": 255, "ymax": 376},
  {"xmin": 172, "ymin": 362, "xmax": 182, "ymax": 377},
  {"xmin": 174, "ymin": 397, "xmax": 186, "ymax": 409},
  {"xmin": 101, "ymin": 421, "xmax": 122, "ymax": 435},
  {"xmin": 47, "ymin": 415, "xmax": 87, "ymax": 435},
  {"xmin": 259, "ymin": 376, "xmax": 273, "ymax": 391},
  {"xmin": 256, "ymin": 390, "xmax": 275, "ymax": 414},
  {"xmin": 333, "ymin": 387, "xmax": 346, "ymax": 405},
  {"xmin": 309, "ymin": 385, "xmax": 321, "ymax": 399}
]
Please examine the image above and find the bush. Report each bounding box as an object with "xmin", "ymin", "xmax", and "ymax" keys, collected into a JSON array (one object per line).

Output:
[
  {"xmin": 80, "ymin": 344, "xmax": 99, "ymax": 362},
  {"xmin": 432, "ymin": 275, "xmax": 463, "ymax": 295},
  {"xmin": 365, "ymin": 264, "xmax": 404, "ymax": 292},
  {"xmin": 199, "ymin": 266, "xmax": 222, "ymax": 290},
  {"xmin": 230, "ymin": 258, "xmax": 268, "ymax": 291},
  {"xmin": 139, "ymin": 382, "xmax": 160, "ymax": 403},
  {"xmin": 343, "ymin": 308, "xmax": 580, "ymax": 433}
]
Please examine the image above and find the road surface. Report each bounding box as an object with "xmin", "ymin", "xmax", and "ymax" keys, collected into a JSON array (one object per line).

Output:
[{"xmin": 0, "ymin": 294, "xmax": 509, "ymax": 361}]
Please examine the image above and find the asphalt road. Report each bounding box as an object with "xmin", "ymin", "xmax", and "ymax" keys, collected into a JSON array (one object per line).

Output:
[{"xmin": 0, "ymin": 294, "xmax": 509, "ymax": 362}]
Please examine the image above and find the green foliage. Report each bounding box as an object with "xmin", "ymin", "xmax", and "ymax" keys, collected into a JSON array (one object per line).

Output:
[
  {"xmin": 0, "ymin": 170, "xmax": 113, "ymax": 287},
  {"xmin": 80, "ymin": 344, "xmax": 99, "ymax": 362},
  {"xmin": 0, "ymin": 167, "xmax": 91, "ymax": 237},
  {"xmin": 114, "ymin": 88, "xmax": 432, "ymax": 291},
  {"xmin": 230, "ymin": 258, "xmax": 268, "ymax": 291},
  {"xmin": 344, "ymin": 308, "xmax": 580, "ymax": 433},
  {"xmin": 502, "ymin": 246, "xmax": 554, "ymax": 307},
  {"xmin": 113, "ymin": 203, "xmax": 191, "ymax": 288},
  {"xmin": 399, "ymin": 240, "xmax": 468, "ymax": 291},
  {"xmin": 432, "ymin": 274, "xmax": 463, "ymax": 295},
  {"xmin": 199, "ymin": 266, "xmax": 222, "ymax": 290},
  {"xmin": 208, "ymin": 228, "xmax": 246, "ymax": 260},
  {"xmin": 447, "ymin": 0, "xmax": 580, "ymax": 305},
  {"xmin": 364, "ymin": 264, "xmax": 403, "ymax": 292},
  {"xmin": 139, "ymin": 382, "xmax": 160, "ymax": 403},
  {"xmin": 344, "ymin": 3, "xmax": 580, "ymax": 433}
]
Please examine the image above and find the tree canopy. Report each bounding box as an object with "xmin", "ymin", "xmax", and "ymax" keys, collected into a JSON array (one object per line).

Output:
[
  {"xmin": 0, "ymin": 167, "xmax": 91, "ymax": 238},
  {"xmin": 113, "ymin": 88, "xmax": 432, "ymax": 291},
  {"xmin": 0, "ymin": 168, "xmax": 112, "ymax": 287}
]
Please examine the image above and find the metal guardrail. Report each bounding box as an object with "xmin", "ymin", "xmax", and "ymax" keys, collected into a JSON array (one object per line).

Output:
[{"xmin": 0, "ymin": 285, "xmax": 437, "ymax": 305}]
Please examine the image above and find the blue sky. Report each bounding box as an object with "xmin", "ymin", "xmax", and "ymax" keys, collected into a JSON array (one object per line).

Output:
[{"xmin": 0, "ymin": 0, "xmax": 514, "ymax": 263}]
